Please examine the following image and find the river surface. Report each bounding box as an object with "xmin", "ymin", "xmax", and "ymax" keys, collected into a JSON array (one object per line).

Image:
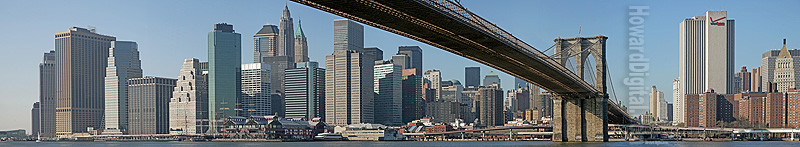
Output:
[{"xmin": 1, "ymin": 141, "xmax": 799, "ymax": 147}]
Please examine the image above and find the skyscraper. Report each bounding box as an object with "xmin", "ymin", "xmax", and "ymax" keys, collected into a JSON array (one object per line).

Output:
[
  {"xmin": 658, "ymin": 91, "xmax": 668, "ymax": 122},
  {"xmin": 441, "ymin": 80, "xmax": 463, "ymax": 103},
  {"xmin": 285, "ymin": 62, "xmax": 325, "ymax": 120},
  {"xmin": 528, "ymin": 83, "xmax": 543, "ymax": 113},
  {"xmin": 478, "ymin": 85, "xmax": 504, "ymax": 127},
  {"xmin": 424, "ymin": 69, "xmax": 441, "ymax": 101},
  {"xmin": 673, "ymin": 78, "xmax": 684, "ymax": 124},
  {"xmin": 761, "ymin": 40, "xmax": 800, "ymax": 92},
  {"xmin": 667, "ymin": 103, "xmax": 674, "ymax": 121},
  {"xmin": 253, "ymin": 24, "xmax": 278, "ymax": 63},
  {"xmin": 771, "ymin": 39, "xmax": 799, "ymax": 92},
  {"xmin": 752, "ymin": 66, "xmax": 762, "ymax": 92},
  {"xmin": 127, "ymin": 77, "xmax": 176, "ymax": 134},
  {"xmin": 326, "ymin": 50, "xmax": 374, "ymax": 126},
  {"xmin": 505, "ymin": 90, "xmax": 517, "ymax": 111},
  {"xmin": 364, "ymin": 47, "xmax": 383, "ymax": 61},
  {"xmin": 55, "ymin": 27, "xmax": 115, "ymax": 135},
  {"xmin": 207, "ymin": 23, "xmax": 241, "ymax": 133},
  {"xmin": 240, "ymin": 63, "xmax": 271, "ymax": 116},
  {"xmin": 374, "ymin": 60, "xmax": 403, "ymax": 126},
  {"xmin": 649, "ymin": 86, "xmax": 664, "ymax": 121},
  {"xmin": 169, "ymin": 58, "xmax": 208, "ymax": 135},
  {"xmin": 31, "ymin": 102, "xmax": 40, "ymax": 137},
  {"xmin": 262, "ymin": 56, "xmax": 291, "ymax": 116},
  {"xmin": 387, "ymin": 55, "xmax": 408, "ymax": 70},
  {"xmin": 397, "ymin": 46, "xmax": 422, "ymax": 75},
  {"xmin": 462, "ymin": 86, "xmax": 480, "ymax": 122},
  {"xmin": 38, "ymin": 50, "xmax": 55, "ymax": 137},
  {"xmin": 104, "ymin": 41, "xmax": 143, "ymax": 135},
  {"xmin": 326, "ymin": 19, "xmax": 373, "ymax": 126},
  {"xmin": 333, "ymin": 19, "xmax": 364, "ymax": 52},
  {"xmin": 401, "ymin": 68, "xmax": 423, "ymax": 123},
  {"xmin": 735, "ymin": 66, "xmax": 752, "ymax": 92},
  {"xmin": 294, "ymin": 20, "xmax": 309, "ymax": 63},
  {"xmin": 515, "ymin": 87, "xmax": 530, "ymax": 111},
  {"xmin": 465, "ymin": 67, "xmax": 480, "ymax": 87},
  {"xmin": 278, "ymin": 5, "xmax": 295, "ymax": 62},
  {"xmin": 679, "ymin": 11, "xmax": 735, "ymax": 95},
  {"xmin": 483, "ymin": 71, "xmax": 500, "ymax": 86}
]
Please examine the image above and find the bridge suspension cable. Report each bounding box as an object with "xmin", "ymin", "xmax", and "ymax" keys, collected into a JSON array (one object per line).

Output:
[{"xmin": 605, "ymin": 63, "xmax": 620, "ymax": 104}]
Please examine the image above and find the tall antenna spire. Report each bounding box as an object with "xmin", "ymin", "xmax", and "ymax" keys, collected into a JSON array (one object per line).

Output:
[{"xmin": 785, "ymin": 38, "xmax": 787, "ymax": 45}]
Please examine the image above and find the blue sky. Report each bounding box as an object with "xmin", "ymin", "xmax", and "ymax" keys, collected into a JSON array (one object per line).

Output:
[{"xmin": 1, "ymin": 0, "xmax": 799, "ymax": 132}]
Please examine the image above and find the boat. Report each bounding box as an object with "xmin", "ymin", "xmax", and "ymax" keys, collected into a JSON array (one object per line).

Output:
[
  {"xmin": 35, "ymin": 133, "xmax": 41, "ymax": 143},
  {"xmin": 314, "ymin": 133, "xmax": 346, "ymax": 141}
]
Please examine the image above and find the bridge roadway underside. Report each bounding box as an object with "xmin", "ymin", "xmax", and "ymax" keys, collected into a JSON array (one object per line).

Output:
[
  {"xmin": 292, "ymin": 0, "xmax": 630, "ymax": 142},
  {"xmin": 292, "ymin": 0, "xmax": 594, "ymax": 94}
]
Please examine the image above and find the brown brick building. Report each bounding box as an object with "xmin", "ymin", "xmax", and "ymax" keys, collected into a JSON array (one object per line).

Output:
[
  {"xmin": 684, "ymin": 94, "xmax": 700, "ymax": 127},
  {"xmin": 734, "ymin": 92, "xmax": 788, "ymax": 128},
  {"xmin": 685, "ymin": 90, "xmax": 735, "ymax": 127},
  {"xmin": 765, "ymin": 93, "xmax": 786, "ymax": 128},
  {"xmin": 788, "ymin": 90, "xmax": 800, "ymax": 128},
  {"xmin": 736, "ymin": 93, "xmax": 766, "ymax": 126}
]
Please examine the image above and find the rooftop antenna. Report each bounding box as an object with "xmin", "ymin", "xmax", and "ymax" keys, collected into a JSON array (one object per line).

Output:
[{"xmin": 578, "ymin": 25, "xmax": 582, "ymax": 37}]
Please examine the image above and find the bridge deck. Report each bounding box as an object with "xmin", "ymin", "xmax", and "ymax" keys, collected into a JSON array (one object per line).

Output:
[
  {"xmin": 291, "ymin": 0, "xmax": 632, "ymax": 124},
  {"xmin": 292, "ymin": 0, "xmax": 595, "ymax": 95}
]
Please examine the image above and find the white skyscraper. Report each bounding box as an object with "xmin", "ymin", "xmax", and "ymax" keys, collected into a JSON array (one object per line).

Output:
[
  {"xmin": 424, "ymin": 70, "xmax": 442, "ymax": 100},
  {"xmin": 673, "ymin": 78, "xmax": 684, "ymax": 124},
  {"xmin": 679, "ymin": 11, "xmax": 735, "ymax": 96},
  {"xmin": 649, "ymin": 86, "xmax": 664, "ymax": 121},
  {"xmin": 104, "ymin": 41, "xmax": 142, "ymax": 135},
  {"xmin": 240, "ymin": 63, "xmax": 272, "ymax": 116}
]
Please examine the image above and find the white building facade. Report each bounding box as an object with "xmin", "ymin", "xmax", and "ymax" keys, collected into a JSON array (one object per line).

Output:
[
  {"xmin": 241, "ymin": 63, "xmax": 272, "ymax": 116},
  {"xmin": 673, "ymin": 78, "xmax": 684, "ymax": 124},
  {"xmin": 169, "ymin": 58, "xmax": 208, "ymax": 135},
  {"xmin": 679, "ymin": 11, "xmax": 735, "ymax": 96},
  {"xmin": 104, "ymin": 41, "xmax": 142, "ymax": 135}
]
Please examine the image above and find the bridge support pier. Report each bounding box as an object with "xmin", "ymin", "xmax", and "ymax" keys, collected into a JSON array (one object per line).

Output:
[
  {"xmin": 550, "ymin": 36, "xmax": 610, "ymax": 142},
  {"xmin": 553, "ymin": 96, "xmax": 608, "ymax": 142}
]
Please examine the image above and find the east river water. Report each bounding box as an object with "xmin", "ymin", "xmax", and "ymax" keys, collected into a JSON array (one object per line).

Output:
[{"xmin": 2, "ymin": 141, "xmax": 800, "ymax": 147}]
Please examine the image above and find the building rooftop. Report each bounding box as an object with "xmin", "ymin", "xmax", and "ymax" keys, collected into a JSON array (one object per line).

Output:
[{"xmin": 255, "ymin": 25, "xmax": 279, "ymax": 35}]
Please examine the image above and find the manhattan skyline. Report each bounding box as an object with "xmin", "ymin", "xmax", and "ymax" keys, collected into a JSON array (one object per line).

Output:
[{"xmin": 2, "ymin": 0, "xmax": 800, "ymax": 133}]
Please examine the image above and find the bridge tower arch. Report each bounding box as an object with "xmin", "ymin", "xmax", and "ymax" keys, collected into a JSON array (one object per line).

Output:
[{"xmin": 551, "ymin": 36, "xmax": 609, "ymax": 142}]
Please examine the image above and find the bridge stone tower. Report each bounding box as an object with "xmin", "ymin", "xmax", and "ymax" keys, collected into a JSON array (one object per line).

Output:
[{"xmin": 551, "ymin": 36, "xmax": 608, "ymax": 142}]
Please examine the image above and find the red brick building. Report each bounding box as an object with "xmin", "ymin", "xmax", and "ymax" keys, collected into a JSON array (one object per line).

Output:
[
  {"xmin": 736, "ymin": 93, "xmax": 766, "ymax": 125},
  {"xmin": 788, "ymin": 90, "xmax": 800, "ymax": 128},
  {"xmin": 698, "ymin": 92, "xmax": 717, "ymax": 127},
  {"xmin": 685, "ymin": 90, "xmax": 735, "ymax": 127},
  {"xmin": 734, "ymin": 92, "xmax": 788, "ymax": 128},
  {"xmin": 684, "ymin": 94, "xmax": 699, "ymax": 127},
  {"xmin": 765, "ymin": 93, "xmax": 786, "ymax": 128}
]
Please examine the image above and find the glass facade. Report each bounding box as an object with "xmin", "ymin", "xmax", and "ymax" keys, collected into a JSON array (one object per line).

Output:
[{"xmin": 207, "ymin": 23, "xmax": 241, "ymax": 133}]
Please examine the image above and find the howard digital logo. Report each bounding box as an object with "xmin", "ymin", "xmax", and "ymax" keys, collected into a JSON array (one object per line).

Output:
[{"xmin": 709, "ymin": 16, "xmax": 726, "ymax": 26}]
